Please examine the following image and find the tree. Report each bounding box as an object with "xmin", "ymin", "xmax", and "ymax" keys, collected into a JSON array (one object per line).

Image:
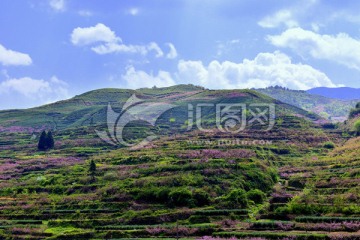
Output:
[
  {"xmin": 225, "ymin": 189, "xmax": 248, "ymax": 208},
  {"xmin": 89, "ymin": 160, "xmax": 96, "ymax": 181},
  {"xmin": 47, "ymin": 131, "xmax": 55, "ymax": 149},
  {"xmin": 246, "ymin": 189, "xmax": 266, "ymax": 204},
  {"xmin": 349, "ymin": 102, "xmax": 360, "ymax": 118},
  {"xmin": 169, "ymin": 188, "xmax": 193, "ymax": 206},
  {"xmin": 323, "ymin": 141, "xmax": 335, "ymax": 149},
  {"xmin": 38, "ymin": 131, "xmax": 48, "ymax": 151},
  {"xmin": 354, "ymin": 119, "xmax": 360, "ymax": 136},
  {"xmin": 37, "ymin": 130, "xmax": 55, "ymax": 151}
]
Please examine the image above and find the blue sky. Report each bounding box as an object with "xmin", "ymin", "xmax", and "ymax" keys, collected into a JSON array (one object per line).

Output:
[{"xmin": 1, "ymin": 0, "xmax": 360, "ymax": 109}]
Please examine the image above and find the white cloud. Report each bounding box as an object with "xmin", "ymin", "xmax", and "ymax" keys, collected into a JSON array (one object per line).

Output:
[
  {"xmin": 258, "ymin": 0, "xmax": 318, "ymax": 29},
  {"xmin": 0, "ymin": 76, "xmax": 69, "ymax": 101},
  {"xmin": 91, "ymin": 42, "xmax": 163, "ymax": 57},
  {"xmin": 123, "ymin": 52, "xmax": 338, "ymax": 90},
  {"xmin": 330, "ymin": 11, "xmax": 360, "ymax": 24},
  {"xmin": 267, "ymin": 27, "xmax": 360, "ymax": 70},
  {"xmin": 0, "ymin": 77, "xmax": 50, "ymax": 97},
  {"xmin": 258, "ymin": 10, "xmax": 298, "ymax": 29},
  {"xmin": 127, "ymin": 8, "xmax": 139, "ymax": 16},
  {"xmin": 176, "ymin": 52, "xmax": 338, "ymax": 90},
  {"xmin": 147, "ymin": 42, "xmax": 164, "ymax": 58},
  {"xmin": 166, "ymin": 43, "xmax": 178, "ymax": 59},
  {"xmin": 216, "ymin": 39, "xmax": 241, "ymax": 57},
  {"xmin": 0, "ymin": 44, "xmax": 32, "ymax": 66},
  {"xmin": 71, "ymin": 23, "xmax": 119, "ymax": 46},
  {"xmin": 71, "ymin": 23, "xmax": 167, "ymax": 58},
  {"xmin": 122, "ymin": 66, "xmax": 175, "ymax": 89},
  {"xmin": 311, "ymin": 23, "xmax": 320, "ymax": 32},
  {"xmin": 91, "ymin": 42, "xmax": 145, "ymax": 55},
  {"xmin": 49, "ymin": 0, "xmax": 66, "ymax": 12},
  {"xmin": 78, "ymin": 10, "xmax": 93, "ymax": 17}
]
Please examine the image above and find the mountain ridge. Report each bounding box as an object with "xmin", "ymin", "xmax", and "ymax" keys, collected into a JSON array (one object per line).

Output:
[
  {"xmin": 307, "ymin": 86, "xmax": 360, "ymax": 100},
  {"xmin": 256, "ymin": 86, "xmax": 359, "ymax": 122},
  {"xmin": 0, "ymin": 84, "xmax": 320, "ymax": 132}
]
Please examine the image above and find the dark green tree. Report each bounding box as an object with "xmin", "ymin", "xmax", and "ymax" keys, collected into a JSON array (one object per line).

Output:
[
  {"xmin": 89, "ymin": 160, "xmax": 96, "ymax": 181},
  {"xmin": 37, "ymin": 130, "xmax": 55, "ymax": 151},
  {"xmin": 47, "ymin": 131, "xmax": 55, "ymax": 149},
  {"xmin": 38, "ymin": 131, "xmax": 48, "ymax": 151}
]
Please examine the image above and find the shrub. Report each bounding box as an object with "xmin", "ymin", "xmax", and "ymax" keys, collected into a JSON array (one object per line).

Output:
[
  {"xmin": 322, "ymin": 123, "xmax": 337, "ymax": 129},
  {"xmin": 323, "ymin": 141, "xmax": 335, "ymax": 149},
  {"xmin": 89, "ymin": 160, "xmax": 96, "ymax": 181},
  {"xmin": 246, "ymin": 189, "xmax": 266, "ymax": 204},
  {"xmin": 169, "ymin": 188, "xmax": 193, "ymax": 206},
  {"xmin": 349, "ymin": 107, "xmax": 360, "ymax": 118},
  {"xmin": 156, "ymin": 188, "xmax": 171, "ymax": 203},
  {"xmin": 225, "ymin": 189, "xmax": 248, "ymax": 208},
  {"xmin": 136, "ymin": 188, "xmax": 158, "ymax": 202},
  {"xmin": 288, "ymin": 178, "xmax": 305, "ymax": 188},
  {"xmin": 103, "ymin": 171, "xmax": 118, "ymax": 181},
  {"xmin": 193, "ymin": 189, "xmax": 211, "ymax": 206},
  {"xmin": 354, "ymin": 119, "xmax": 360, "ymax": 135},
  {"xmin": 188, "ymin": 215, "xmax": 211, "ymax": 224}
]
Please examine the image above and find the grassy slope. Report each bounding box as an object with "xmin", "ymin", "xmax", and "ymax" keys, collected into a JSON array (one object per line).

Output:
[
  {"xmin": 0, "ymin": 85, "xmax": 319, "ymax": 131},
  {"xmin": 274, "ymin": 136, "xmax": 360, "ymax": 218},
  {"xmin": 0, "ymin": 115, "xmax": 341, "ymax": 239},
  {"xmin": 1, "ymin": 85, "xmax": 359, "ymax": 239}
]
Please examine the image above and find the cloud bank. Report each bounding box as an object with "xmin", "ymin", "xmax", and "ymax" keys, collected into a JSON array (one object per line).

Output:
[
  {"xmin": 0, "ymin": 76, "xmax": 70, "ymax": 109},
  {"xmin": 123, "ymin": 52, "xmax": 339, "ymax": 90},
  {"xmin": 268, "ymin": 27, "xmax": 360, "ymax": 70}
]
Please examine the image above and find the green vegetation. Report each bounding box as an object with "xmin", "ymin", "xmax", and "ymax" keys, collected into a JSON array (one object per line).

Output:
[
  {"xmin": 89, "ymin": 159, "xmax": 96, "ymax": 182},
  {"xmin": 354, "ymin": 119, "xmax": 360, "ymax": 135},
  {"xmin": 256, "ymin": 86, "xmax": 358, "ymax": 122},
  {"xmin": 323, "ymin": 141, "xmax": 335, "ymax": 149},
  {"xmin": 349, "ymin": 102, "xmax": 360, "ymax": 118},
  {"xmin": 0, "ymin": 85, "xmax": 359, "ymax": 239}
]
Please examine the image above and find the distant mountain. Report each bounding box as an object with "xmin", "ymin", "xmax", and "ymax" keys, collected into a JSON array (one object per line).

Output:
[
  {"xmin": 307, "ymin": 87, "xmax": 360, "ymax": 100},
  {"xmin": 255, "ymin": 86, "xmax": 359, "ymax": 122}
]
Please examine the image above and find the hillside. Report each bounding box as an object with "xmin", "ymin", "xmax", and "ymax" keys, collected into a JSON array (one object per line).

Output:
[
  {"xmin": 340, "ymin": 103, "xmax": 360, "ymax": 133},
  {"xmin": 256, "ymin": 86, "xmax": 358, "ymax": 122},
  {"xmin": 0, "ymin": 111, "xmax": 348, "ymax": 239},
  {"xmin": 1, "ymin": 85, "xmax": 359, "ymax": 239},
  {"xmin": 0, "ymin": 85, "xmax": 319, "ymax": 138},
  {"xmin": 307, "ymin": 87, "xmax": 360, "ymax": 100}
]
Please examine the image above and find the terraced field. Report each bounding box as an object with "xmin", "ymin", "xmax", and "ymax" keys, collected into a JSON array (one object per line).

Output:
[{"xmin": 0, "ymin": 86, "xmax": 359, "ymax": 239}]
